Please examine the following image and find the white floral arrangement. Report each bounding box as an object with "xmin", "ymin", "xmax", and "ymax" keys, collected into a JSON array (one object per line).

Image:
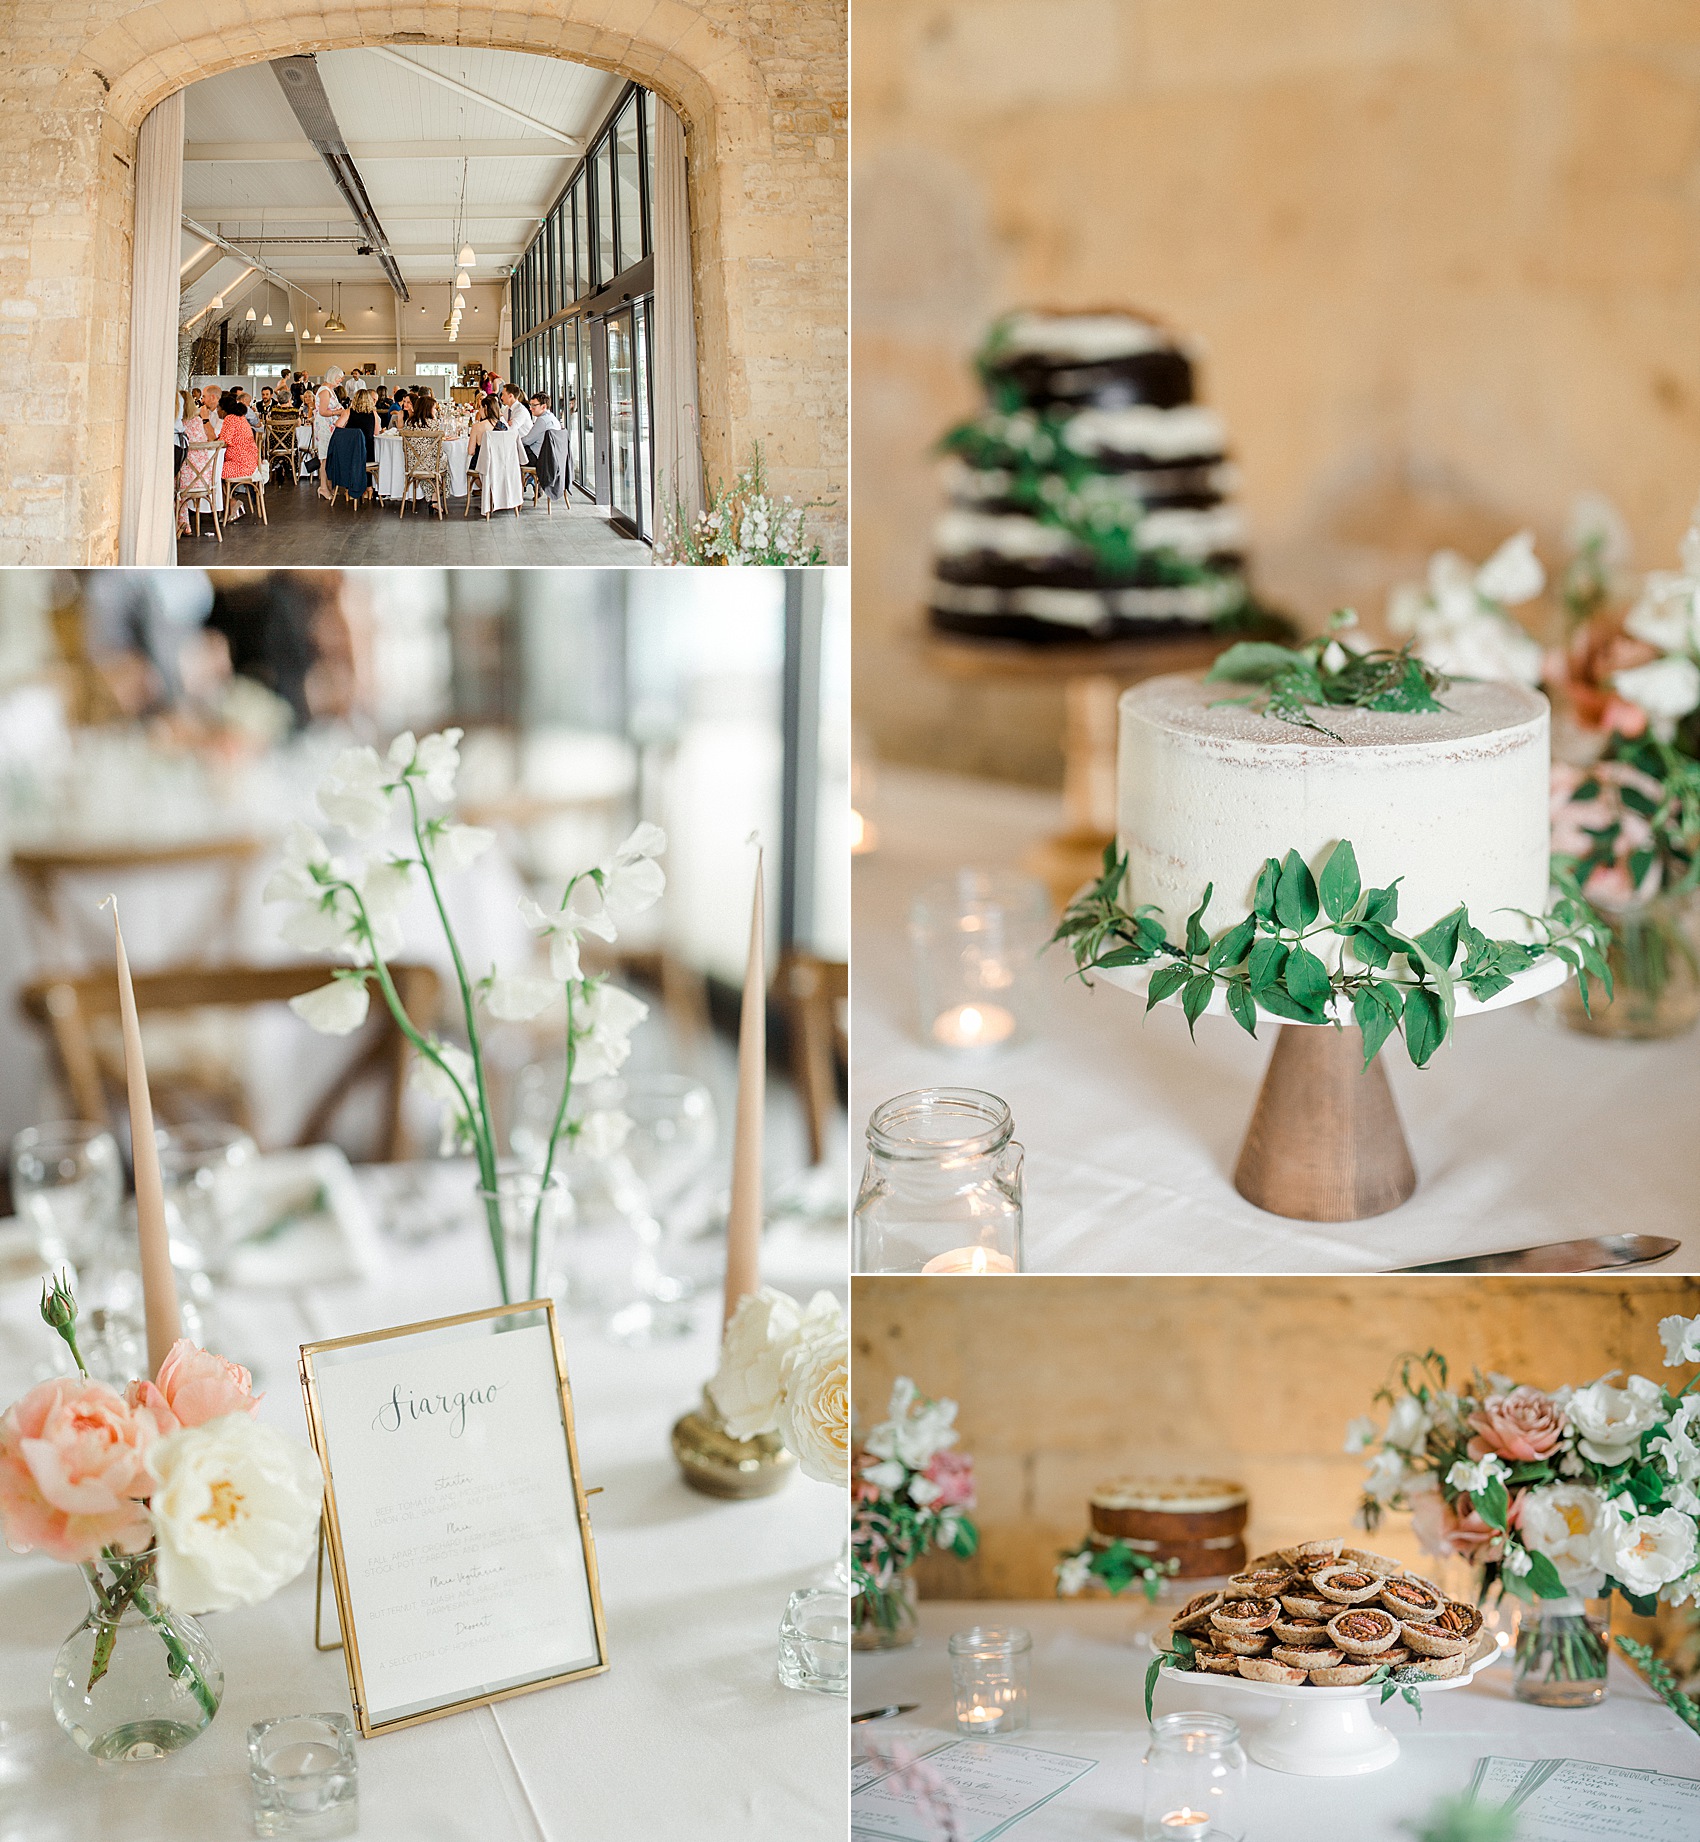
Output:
[
  {"xmin": 707, "ymin": 1286, "xmax": 848, "ymax": 1486},
  {"xmin": 1387, "ymin": 530, "xmax": 1546, "ymax": 687},
  {"xmin": 265, "ymin": 725, "xmax": 665, "ymax": 1303},
  {"xmin": 659, "ymin": 444, "xmax": 827, "ymax": 567}
]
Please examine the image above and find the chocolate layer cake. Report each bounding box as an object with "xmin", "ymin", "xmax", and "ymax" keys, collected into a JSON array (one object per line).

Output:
[{"xmin": 929, "ymin": 310, "xmax": 1251, "ymax": 644}]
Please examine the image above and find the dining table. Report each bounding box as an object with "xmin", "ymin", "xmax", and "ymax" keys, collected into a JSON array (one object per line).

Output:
[
  {"xmin": 373, "ymin": 430, "xmax": 472, "ymax": 503},
  {"xmin": 0, "ymin": 1157, "xmax": 847, "ymax": 1841},
  {"xmin": 851, "ymin": 765, "xmax": 1700, "ymax": 1274},
  {"xmin": 851, "ymin": 1598, "xmax": 1696, "ymax": 1839}
]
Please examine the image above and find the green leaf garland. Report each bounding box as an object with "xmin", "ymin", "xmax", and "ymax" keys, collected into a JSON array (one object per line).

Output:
[{"xmin": 1204, "ymin": 614, "xmax": 1449, "ymax": 738}]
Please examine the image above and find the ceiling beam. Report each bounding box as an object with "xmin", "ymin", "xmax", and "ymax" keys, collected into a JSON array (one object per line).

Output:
[
  {"xmin": 179, "ymin": 207, "xmax": 547, "ymax": 227},
  {"xmin": 184, "ymin": 139, "xmax": 578, "ymax": 163},
  {"xmin": 180, "ymin": 216, "xmax": 323, "ymax": 308},
  {"xmin": 366, "ymin": 48, "xmax": 581, "ymax": 150}
]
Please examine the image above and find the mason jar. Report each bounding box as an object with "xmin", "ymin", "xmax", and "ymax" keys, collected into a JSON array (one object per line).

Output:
[
  {"xmin": 1142, "ymin": 1713, "xmax": 1248, "ymax": 1840},
  {"xmin": 852, "ymin": 1088, "xmax": 1023, "ymax": 1274}
]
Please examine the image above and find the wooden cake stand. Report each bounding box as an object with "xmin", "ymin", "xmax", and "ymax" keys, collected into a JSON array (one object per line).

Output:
[{"xmin": 1097, "ymin": 959, "xmax": 1570, "ymax": 1221}]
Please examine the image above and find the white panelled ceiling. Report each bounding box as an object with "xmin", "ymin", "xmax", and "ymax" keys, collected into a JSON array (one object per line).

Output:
[{"xmin": 180, "ymin": 47, "xmax": 623, "ymax": 300}]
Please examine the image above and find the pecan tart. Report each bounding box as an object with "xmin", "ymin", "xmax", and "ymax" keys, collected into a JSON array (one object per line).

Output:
[
  {"xmin": 1193, "ymin": 1648, "xmax": 1245, "ymax": 1675},
  {"xmin": 1327, "ymin": 1607, "xmax": 1400, "ymax": 1656},
  {"xmin": 1380, "ymin": 1577, "xmax": 1445, "ymax": 1622},
  {"xmin": 1278, "ymin": 1588, "xmax": 1333, "ymax": 1620},
  {"xmin": 1312, "ymin": 1565, "xmax": 1386, "ymax": 1605},
  {"xmin": 1214, "ymin": 1630, "xmax": 1272, "ymax": 1656},
  {"xmin": 1401, "ymin": 1601, "xmax": 1482, "ymax": 1658},
  {"xmin": 1271, "ymin": 1614, "xmax": 1332, "ymax": 1646},
  {"xmin": 1272, "ymin": 1644, "xmax": 1344, "ymax": 1670},
  {"xmin": 1211, "ymin": 1596, "xmax": 1282, "ymax": 1636},
  {"xmin": 1308, "ymin": 1659, "xmax": 1382, "ymax": 1686},
  {"xmin": 1227, "ymin": 1567, "xmax": 1294, "ymax": 1599},
  {"xmin": 1401, "ymin": 1648, "xmax": 1469, "ymax": 1680},
  {"xmin": 1291, "ymin": 1539, "xmax": 1345, "ymax": 1567},
  {"xmin": 1171, "ymin": 1590, "xmax": 1225, "ymax": 1634},
  {"xmin": 1237, "ymin": 1657, "xmax": 1308, "ymax": 1684},
  {"xmin": 1341, "ymin": 1547, "xmax": 1406, "ymax": 1577}
]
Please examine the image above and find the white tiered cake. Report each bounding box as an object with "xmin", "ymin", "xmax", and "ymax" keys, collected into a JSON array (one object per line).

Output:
[{"xmin": 1116, "ymin": 674, "xmax": 1551, "ymax": 949}]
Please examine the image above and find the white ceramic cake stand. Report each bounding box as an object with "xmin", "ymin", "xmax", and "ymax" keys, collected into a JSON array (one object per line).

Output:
[
  {"xmin": 1159, "ymin": 1632, "xmax": 1502, "ymax": 1776},
  {"xmin": 1098, "ymin": 955, "xmax": 1570, "ymax": 1221}
]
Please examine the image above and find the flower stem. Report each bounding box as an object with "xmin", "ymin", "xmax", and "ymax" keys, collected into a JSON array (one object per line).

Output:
[{"xmin": 528, "ymin": 985, "xmax": 577, "ymax": 1303}]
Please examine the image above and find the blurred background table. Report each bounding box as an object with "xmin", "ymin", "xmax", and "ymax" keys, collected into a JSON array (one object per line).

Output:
[
  {"xmin": 0, "ymin": 1159, "xmax": 846, "ymax": 1842},
  {"xmin": 851, "ymin": 766, "xmax": 1700, "ymax": 1273},
  {"xmin": 852, "ymin": 1600, "xmax": 1694, "ymax": 1841}
]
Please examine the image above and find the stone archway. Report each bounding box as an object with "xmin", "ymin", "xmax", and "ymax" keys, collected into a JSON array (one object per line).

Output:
[{"xmin": 0, "ymin": 0, "xmax": 846, "ymax": 562}]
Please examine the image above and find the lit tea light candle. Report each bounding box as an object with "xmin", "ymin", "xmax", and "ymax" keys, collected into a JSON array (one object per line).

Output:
[
  {"xmin": 1159, "ymin": 1812, "xmax": 1212, "ymax": 1836},
  {"xmin": 921, "ymin": 1246, "xmax": 1016, "ymax": 1275},
  {"xmin": 931, "ymin": 1002, "xmax": 1016, "ymax": 1048},
  {"xmin": 960, "ymin": 1705, "xmax": 1004, "ymax": 1730}
]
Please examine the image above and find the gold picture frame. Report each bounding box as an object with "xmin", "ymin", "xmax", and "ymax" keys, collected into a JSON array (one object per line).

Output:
[{"xmin": 299, "ymin": 1296, "xmax": 609, "ymax": 1738}]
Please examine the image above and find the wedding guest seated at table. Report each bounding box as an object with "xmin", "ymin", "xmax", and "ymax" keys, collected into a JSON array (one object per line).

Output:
[
  {"xmin": 347, "ymin": 389, "xmax": 378, "ymax": 461},
  {"xmin": 523, "ymin": 395, "xmax": 562, "ymax": 457},
  {"xmin": 500, "ymin": 385, "xmax": 533, "ymax": 446},
  {"xmin": 258, "ymin": 385, "xmax": 276, "ymax": 417},
  {"xmin": 406, "ymin": 390, "xmax": 436, "ymax": 428},
  {"xmin": 218, "ymin": 389, "xmax": 261, "ymax": 523},
  {"xmin": 466, "ymin": 396, "xmax": 500, "ymax": 467},
  {"xmin": 387, "ymin": 389, "xmax": 412, "ymax": 430},
  {"xmin": 375, "ymin": 386, "xmax": 394, "ymax": 418}
]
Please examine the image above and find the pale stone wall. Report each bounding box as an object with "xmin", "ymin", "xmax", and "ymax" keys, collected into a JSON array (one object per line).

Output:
[
  {"xmin": 855, "ymin": 0, "xmax": 1700, "ymax": 783},
  {"xmin": 0, "ymin": 0, "xmax": 846, "ymax": 563},
  {"xmin": 853, "ymin": 1275, "xmax": 1700, "ymax": 1599}
]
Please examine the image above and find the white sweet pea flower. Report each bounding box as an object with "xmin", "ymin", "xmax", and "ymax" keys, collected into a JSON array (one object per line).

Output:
[
  {"xmin": 1604, "ymin": 1505, "xmax": 1698, "ymax": 1598},
  {"xmin": 861, "ymin": 1458, "xmax": 906, "ymax": 1494},
  {"xmin": 262, "ymin": 822, "xmax": 332, "ymax": 904},
  {"xmin": 288, "ymin": 979, "xmax": 370, "ymax": 1037},
  {"xmin": 565, "ymin": 823, "xmax": 668, "ymax": 940},
  {"xmin": 1343, "ymin": 1415, "xmax": 1378, "ymax": 1454},
  {"xmin": 1518, "ymin": 1483, "xmax": 1611, "ymax": 1598},
  {"xmin": 1474, "ymin": 530, "xmax": 1545, "ymax": 606},
  {"xmin": 1623, "ymin": 572, "xmax": 1700, "ymax": 654},
  {"xmin": 434, "ymin": 824, "xmax": 495, "ymax": 873},
  {"xmin": 276, "ymin": 887, "xmax": 362, "ymax": 955},
  {"xmin": 316, "ymin": 746, "xmax": 393, "ymax": 836},
  {"xmin": 352, "ymin": 859, "xmax": 412, "ymax": 962},
  {"xmin": 1446, "ymin": 1453, "xmax": 1509, "ymax": 1496},
  {"xmin": 147, "ymin": 1413, "xmax": 323, "ymax": 1614},
  {"xmin": 412, "ymin": 729, "xmax": 463, "ymax": 802},
  {"xmin": 572, "ymin": 982, "xmax": 649, "ymax": 1080},
  {"xmin": 1056, "ymin": 1552, "xmax": 1093, "ymax": 1597},
  {"xmin": 907, "ymin": 1474, "xmax": 941, "ymax": 1507},
  {"xmin": 1502, "ymin": 1543, "xmax": 1534, "ymax": 1578},
  {"xmin": 1567, "ymin": 492, "xmax": 1632, "ymax": 572},
  {"xmin": 576, "ymin": 1109, "xmax": 633, "ymax": 1160},
  {"xmin": 1613, "ymin": 654, "xmax": 1700, "ymax": 738},
  {"xmin": 1384, "ymin": 1393, "xmax": 1432, "ymax": 1453},
  {"xmin": 1363, "ymin": 1448, "xmax": 1408, "ymax": 1505},
  {"xmin": 484, "ymin": 973, "xmax": 560, "ymax": 1022},
  {"xmin": 1388, "ymin": 549, "xmax": 1543, "ymax": 686},
  {"xmin": 1660, "ymin": 1314, "xmax": 1700, "ymax": 1368},
  {"xmin": 1566, "ymin": 1374, "xmax": 1665, "ymax": 1467},
  {"xmin": 517, "ymin": 896, "xmax": 584, "ymax": 983},
  {"xmin": 412, "ymin": 1041, "xmax": 477, "ymax": 1153},
  {"xmin": 864, "ymin": 1377, "xmax": 960, "ymax": 1472}
]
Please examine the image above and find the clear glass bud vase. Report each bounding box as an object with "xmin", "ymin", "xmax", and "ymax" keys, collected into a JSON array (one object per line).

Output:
[
  {"xmin": 51, "ymin": 1547, "xmax": 224, "ymax": 1759},
  {"xmin": 1512, "ymin": 1596, "xmax": 1609, "ymax": 1709},
  {"xmin": 852, "ymin": 1572, "xmax": 919, "ymax": 1651}
]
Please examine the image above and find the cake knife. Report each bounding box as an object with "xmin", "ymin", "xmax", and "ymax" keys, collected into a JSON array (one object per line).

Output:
[
  {"xmin": 1390, "ymin": 1233, "xmax": 1680, "ymax": 1275},
  {"xmin": 852, "ymin": 1704, "xmax": 919, "ymax": 1723}
]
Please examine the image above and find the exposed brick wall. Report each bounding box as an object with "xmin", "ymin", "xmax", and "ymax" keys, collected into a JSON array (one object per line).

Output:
[{"xmin": 0, "ymin": 0, "xmax": 846, "ymax": 562}]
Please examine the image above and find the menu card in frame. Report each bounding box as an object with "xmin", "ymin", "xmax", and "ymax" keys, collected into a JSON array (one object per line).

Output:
[{"xmin": 299, "ymin": 1299, "xmax": 608, "ymax": 1737}]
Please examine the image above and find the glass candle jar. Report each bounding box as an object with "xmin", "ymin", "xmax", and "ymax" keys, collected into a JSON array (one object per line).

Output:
[
  {"xmin": 949, "ymin": 1625, "xmax": 1031, "ymax": 1736},
  {"xmin": 247, "ymin": 1712, "xmax": 358, "ymax": 1838},
  {"xmin": 1141, "ymin": 1713, "xmax": 1247, "ymax": 1840},
  {"xmin": 853, "ymin": 1089, "xmax": 1023, "ymax": 1274},
  {"xmin": 910, "ymin": 870, "xmax": 1050, "ymax": 1052}
]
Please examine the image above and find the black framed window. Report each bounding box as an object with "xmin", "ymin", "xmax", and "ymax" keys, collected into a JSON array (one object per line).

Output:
[{"xmin": 615, "ymin": 93, "xmax": 643, "ymax": 277}]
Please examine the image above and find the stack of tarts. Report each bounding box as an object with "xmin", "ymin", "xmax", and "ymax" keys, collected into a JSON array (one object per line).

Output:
[{"xmin": 1169, "ymin": 1540, "xmax": 1485, "ymax": 1689}]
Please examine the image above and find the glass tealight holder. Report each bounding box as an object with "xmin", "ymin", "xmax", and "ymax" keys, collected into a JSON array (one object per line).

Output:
[
  {"xmin": 949, "ymin": 1625, "xmax": 1031, "ymax": 1736},
  {"xmin": 910, "ymin": 870, "xmax": 1049, "ymax": 1053},
  {"xmin": 1141, "ymin": 1713, "xmax": 1247, "ymax": 1840},
  {"xmin": 778, "ymin": 1586, "xmax": 850, "ymax": 1694},
  {"xmin": 853, "ymin": 1089, "xmax": 1023, "ymax": 1275},
  {"xmin": 247, "ymin": 1713, "xmax": 358, "ymax": 1839}
]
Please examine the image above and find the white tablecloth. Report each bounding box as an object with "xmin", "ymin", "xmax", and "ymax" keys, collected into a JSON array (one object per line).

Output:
[
  {"xmin": 851, "ymin": 767, "xmax": 1700, "ymax": 1273},
  {"xmin": 852, "ymin": 1600, "xmax": 1694, "ymax": 1840},
  {"xmin": 0, "ymin": 1166, "xmax": 846, "ymax": 1841},
  {"xmin": 374, "ymin": 432, "xmax": 471, "ymax": 502}
]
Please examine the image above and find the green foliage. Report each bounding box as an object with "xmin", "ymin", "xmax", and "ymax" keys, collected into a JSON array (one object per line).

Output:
[
  {"xmin": 1616, "ymin": 1634, "xmax": 1700, "ymax": 1737},
  {"xmin": 1204, "ymin": 612, "xmax": 1450, "ymax": 736},
  {"xmin": 1057, "ymin": 1537, "xmax": 1177, "ymax": 1601},
  {"xmin": 1051, "ymin": 840, "xmax": 1610, "ymax": 1068},
  {"xmin": 1144, "ymin": 1631, "xmax": 1196, "ymax": 1723},
  {"xmin": 1401, "ymin": 1795, "xmax": 1520, "ymax": 1842}
]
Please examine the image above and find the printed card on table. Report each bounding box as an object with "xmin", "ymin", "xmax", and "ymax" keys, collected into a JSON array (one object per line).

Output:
[
  {"xmin": 300, "ymin": 1300, "xmax": 608, "ymax": 1736},
  {"xmin": 852, "ymin": 1740, "xmax": 1096, "ymax": 1842}
]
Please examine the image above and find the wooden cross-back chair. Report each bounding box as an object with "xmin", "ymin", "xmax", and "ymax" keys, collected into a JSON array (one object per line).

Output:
[
  {"xmin": 776, "ymin": 952, "xmax": 848, "ymax": 1167},
  {"xmin": 19, "ymin": 962, "xmax": 441, "ymax": 1164},
  {"xmin": 10, "ymin": 836, "xmax": 267, "ymax": 974}
]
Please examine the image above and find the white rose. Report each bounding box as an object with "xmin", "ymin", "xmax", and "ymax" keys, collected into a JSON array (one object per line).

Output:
[
  {"xmin": 485, "ymin": 974, "xmax": 560, "ymax": 1022},
  {"xmin": 436, "ymin": 824, "xmax": 495, "ymax": 873},
  {"xmin": 708, "ymin": 1287, "xmax": 804, "ymax": 1439},
  {"xmin": 1612, "ymin": 655, "xmax": 1700, "ymax": 733},
  {"xmin": 288, "ymin": 978, "xmax": 370, "ymax": 1037},
  {"xmin": 147, "ymin": 1414, "xmax": 323, "ymax": 1614},
  {"xmin": 1603, "ymin": 1506, "xmax": 1698, "ymax": 1599},
  {"xmin": 576, "ymin": 1109, "xmax": 632, "ymax": 1160},
  {"xmin": 317, "ymin": 746, "xmax": 392, "ymax": 836},
  {"xmin": 1660, "ymin": 1314, "xmax": 1700, "ymax": 1368},
  {"xmin": 1056, "ymin": 1553, "xmax": 1093, "ymax": 1597},
  {"xmin": 1474, "ymin": 530, "xmax": 1545, "ymax": 606},
  {"xmin": 779, "ymin": 1322, "xmax": 848, "ymax": 1485},
  {"xmin": 1517, "ymin": 1483, "xmax": 1611, "ymax": 1598},
  {"xmin": 1566, "ymin": 1375, "xmax": 1664, "ymax": 1467},
  {"xmin": 1384, "ymin": 1394, "xmax": 1432, "ymax": 1453}
]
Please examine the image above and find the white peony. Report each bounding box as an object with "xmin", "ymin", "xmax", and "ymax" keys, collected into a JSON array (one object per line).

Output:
[
  {"xmin": 1562, "ymin": 1374, "xmax": 1664, "ymax": 1467},
  {"xmin": 485, "ymin": 973, "xmax": 561, "ymax": 1022},
  {"xmin": 779, "ymin": 1317, "xmax": 848, "ymax": 1485},
  {"xmin": 435, "ymin": 824, "xmax": 495, "ymax": 873},
  {"xmin": 709, "ymin": 1287, "xmax": 806, "ymax": 1439},
  {"xmin": 1603, "ymin": 1505, "xmax": 1698, "ymax": 1599},
  {"xmin": 147, "ymin": 1413, "xmax": 323, "ymax": 1614},
  {"xmin": 1474, "ymin": 530, "xmax": 1545, "ymax": 606},
  {"xmin": 576, "ymin": 1109, "xmax": 633, "ymax": 1160},
  {"xmin": 1660, "ymin": 1314, "xmax": 1700, "ymax": 1368},
  {"xmin": 1612, "ymin": 655, "xmax": 1700, "ymax": 735},
  {"xmin": 288, "ymin": 978, "xmax": 370, "ymax": 1037},
  {"xmin": 1517, "ymin": 1483, "xmax": 1612, "ymax": 1598},
  {"xmin": 317, "ymin": 746, "xmax": 393, "ymax": 836}
]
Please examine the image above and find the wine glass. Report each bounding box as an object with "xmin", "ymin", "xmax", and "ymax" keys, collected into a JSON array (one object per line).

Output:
[
  {"xmin": 10, "ymin": 1122, "xmax": 123, "ymax": 1276},
  {"xmin": 602, "ymin": 1074, "xmax": 717, "ymax": 1341},
  {"xmin": 156, "ymin": 1121, "xmax": 258, "ymax": 1281}
]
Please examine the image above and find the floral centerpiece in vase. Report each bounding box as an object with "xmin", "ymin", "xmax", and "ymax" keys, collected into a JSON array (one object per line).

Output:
[
  {"xmin": 266, "ymin": 727, "xmax": 663, "ymax": 1303},
  {"xmin": 658, "ymin": 444, "xmax": 828, "ymax": 566},
  {"xmin": 1349, "ymin": 1311, "xmax": 1700, "ymax": 1710},
  {"xmin": 851, "ymin": 1379, "xmax": 978, "ymax": 1651},
  {"xmin": 0, "ymin": 1278, "xmax": 322, "ymax": 1759}
]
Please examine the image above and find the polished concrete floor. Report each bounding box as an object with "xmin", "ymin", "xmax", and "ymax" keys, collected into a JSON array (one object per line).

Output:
[{"xmin": 176, "ymin": 473, "xmax": 650, "ymax": 567}]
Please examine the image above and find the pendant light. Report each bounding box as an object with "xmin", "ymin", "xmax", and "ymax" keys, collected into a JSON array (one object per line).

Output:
[
  {"xmin": 262, "ymin": 281, "xmax": 272, "ymax": 328},
  {"xmin": 456, "ymin": 269, "xmax": 470, "ymax": 290},
  {"xmin": 324, "ymin": 280, "xmax": 346, "ymax": 336},
  {"xmin": 245, "ymin": 304, "xmax": 256, "ymax": 322},
  {"xmin": 457, "ymin": 244, "xmax": 477, "ymax": 268}
]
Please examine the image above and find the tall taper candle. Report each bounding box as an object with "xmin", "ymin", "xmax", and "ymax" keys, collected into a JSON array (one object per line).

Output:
[
  {"xmin": 105, "ymin": 901, "xmax": 179, "ymax": 1376},
  {"xmin": 723, "ymin": 850, "xmax": 765, "ymax": 1326}
]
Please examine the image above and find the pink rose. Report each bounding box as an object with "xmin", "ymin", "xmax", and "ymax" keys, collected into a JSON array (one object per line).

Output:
[
  {"xmin": 126, "ymin": 1339, "xmax": 261, "ymax": 1433},
  {"xmin": 1411, "ymin": 1487, "xmax": 1504, "ymax": 1565},
  {"xmin": 924, "ymin": 1448, "xmax": 976, "ymax": 1511},
  {"xmin": 0, "ymin": 1378, "xmax": 160, "ymax": 1563},
  {"xmin": 1467, "ymin": 1386, "xmax": 1566, "ymax": 1464}
]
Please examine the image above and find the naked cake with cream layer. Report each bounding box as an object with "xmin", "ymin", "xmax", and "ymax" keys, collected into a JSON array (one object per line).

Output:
[
  {"xmin": 1115, "ymin": 674, "xmax": 1551, "ymax": 950},
  {"xmin": 1088, "ymin": 1476, "xmax": 1249, "ymax": 1579}
]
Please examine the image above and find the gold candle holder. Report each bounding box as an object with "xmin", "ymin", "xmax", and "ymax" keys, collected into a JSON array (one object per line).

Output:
[{"xmin": 671, "ymin": 1389, "xmax": 795, "ymax": 1500}]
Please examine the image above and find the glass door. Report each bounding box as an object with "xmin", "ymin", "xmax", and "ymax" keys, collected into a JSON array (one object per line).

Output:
[{"xmin": 604, "ymin": 305, "xmax": 640, "ymax": 534}]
